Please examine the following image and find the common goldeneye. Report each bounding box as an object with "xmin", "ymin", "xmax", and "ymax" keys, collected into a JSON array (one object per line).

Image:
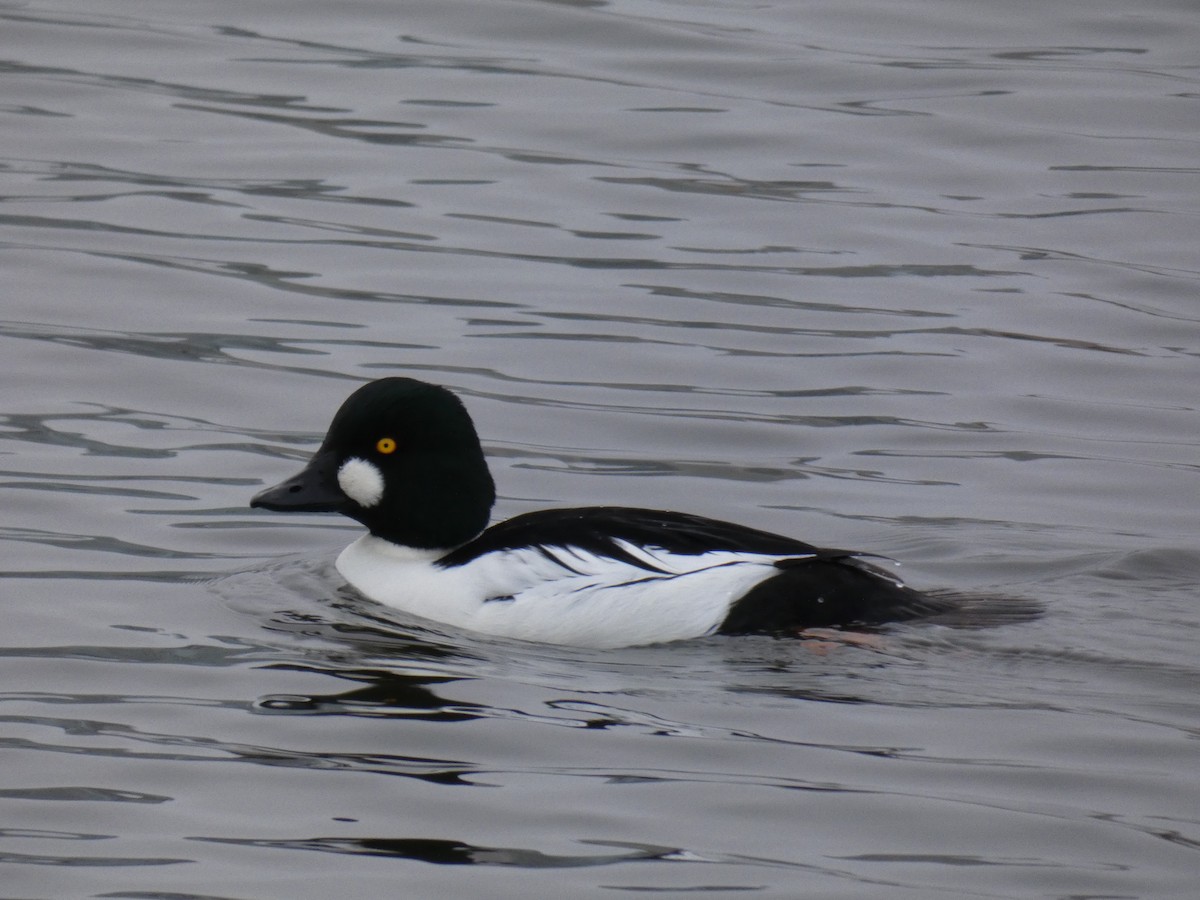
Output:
[{"xmin": 251, "ymin": 377, "xmax": 946, "ymax": 647}]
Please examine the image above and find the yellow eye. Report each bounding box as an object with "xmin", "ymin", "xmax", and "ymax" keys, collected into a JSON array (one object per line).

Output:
[{"xmin": 375, "ymin": 437, "xmax": 397, "ymax": 455}]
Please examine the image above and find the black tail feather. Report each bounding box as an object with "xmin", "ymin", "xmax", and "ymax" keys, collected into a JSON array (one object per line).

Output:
[{"xmin": 717, "ymin": 558, "xmax": 1032, "ymax": 635}]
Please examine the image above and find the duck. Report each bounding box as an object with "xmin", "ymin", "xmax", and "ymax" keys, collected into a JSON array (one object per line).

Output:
[{"xmin": 251, "ymin": 377, "xmax": 948, "ymax": 647}]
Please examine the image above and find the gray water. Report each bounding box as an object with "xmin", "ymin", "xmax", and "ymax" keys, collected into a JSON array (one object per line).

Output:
[{"xmin": 3, "ymin": 0, "xmax": 1198, "ymax": 897}]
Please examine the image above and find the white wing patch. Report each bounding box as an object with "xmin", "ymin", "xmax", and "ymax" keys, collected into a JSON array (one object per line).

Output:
[
  {"xmin": 335, "ymin": 535, "xmax": 792, "ymax": 648},
  {"xmin": 337, "ymin": 457, "xmax": 384, "ymax": 508}
]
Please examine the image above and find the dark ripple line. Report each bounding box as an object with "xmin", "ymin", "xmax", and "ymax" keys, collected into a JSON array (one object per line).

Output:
[
  {"xmin": 0, "ymin": 713, "xmax": 476, "ymax": 783},
  {"xmin": 0, "ymin": 641, "xmax": 273, "ymax": 667},
  {"xmin": 174, "ymin": 102, "xmax": 467, "ymax": 150},
  {"xmin": 964, "ymin": 241, "xmax": 1200, "ymax": 282},
  {"xmin": 0, "ymin": 525, "xmax": 234, "ymax": 561},
  {"xmin": 1, "ymin": 569, "xmax": 233, "ymax": 582},
  {"xmin": 0, "ymin": 850, "xmax": 190, "ymax": 868},
  {"xmin": 191, "ymin": 834, "xmax": 688, "ymax": 869},
  {"xmin": 635, "ymin": 284, "xmax": 955, "ymax": 318},
  {"xmin": 0, "ymin": 379, "xmax": 357, "ymax": 454},
  {"xmin": 521, "ymin": 309, "xmax": 1143, "ymax": 357},
  {"xmin": 186, "ymin": 832, "xmax": 1011, "ymax": 896},
  {"xmin": 0, "ymin": 786, "xmax": 169, "ymax": 803},
  {"xmin": 0, "ymin": 318, "xmax": 424, "ymax": 387},
  {"xmin": 2, "ymin": 156, "xmax": 417, "ymax": 209},
  {"xmin": 0, "ymin": 57, "xmax": 343, "ymax": 113},
  {"xmin": 6, "ymin": 226, "xmax": 1023, "ymax": 281}
]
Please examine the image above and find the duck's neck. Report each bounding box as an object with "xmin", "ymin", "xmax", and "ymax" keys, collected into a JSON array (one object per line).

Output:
[{"xmin": 356, "ymin": 450, "xmax": 495, "ymax": 550}]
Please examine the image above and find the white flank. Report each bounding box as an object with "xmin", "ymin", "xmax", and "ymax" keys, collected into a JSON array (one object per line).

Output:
[
  {"xmin": 337, "ymin": 457, "xmax": 384, "ymax": 508},
  {"xmin": 335, "ymin": 535, "xmax": 787, "ymax": 648}
]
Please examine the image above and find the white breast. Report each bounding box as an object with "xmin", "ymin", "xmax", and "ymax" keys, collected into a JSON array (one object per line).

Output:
[{"xmin": 335, "ymin": 535, "xmax": 788, "ymax": 648}]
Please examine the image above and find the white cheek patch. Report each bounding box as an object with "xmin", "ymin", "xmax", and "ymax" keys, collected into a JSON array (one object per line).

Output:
[{"xmin": 337, "ymin": 457, "xmax": 385, "ymax": 508}]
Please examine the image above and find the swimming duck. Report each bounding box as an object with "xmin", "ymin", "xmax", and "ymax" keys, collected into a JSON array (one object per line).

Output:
[{"xmin": 251, "ymin": 377, "xmax": 945, "ymax": 647}]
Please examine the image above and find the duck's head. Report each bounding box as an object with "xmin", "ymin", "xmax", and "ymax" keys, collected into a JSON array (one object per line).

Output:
[{"xmin": 251, "ymin": 377, "xmax": 496, "ymax": 550}]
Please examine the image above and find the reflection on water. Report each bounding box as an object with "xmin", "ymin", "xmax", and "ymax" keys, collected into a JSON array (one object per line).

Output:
[
  {"xmin": 199, "ymin": 835, "xmax": 704, "ymax": 869},
  {"xmin": 2, "ymin": 0, "xmax": 1198, "ymax": 897}
]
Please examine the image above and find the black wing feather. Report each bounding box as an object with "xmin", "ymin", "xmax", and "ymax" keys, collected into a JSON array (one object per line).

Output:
[{"xmin": 438, "ymin": 506, "xmax": 833, "ymax": 570}]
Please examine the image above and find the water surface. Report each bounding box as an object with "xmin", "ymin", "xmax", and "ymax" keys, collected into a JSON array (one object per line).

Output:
[{"xmin": 2, "ymin": 0, "xmax": 1198, "ymax": 897}]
